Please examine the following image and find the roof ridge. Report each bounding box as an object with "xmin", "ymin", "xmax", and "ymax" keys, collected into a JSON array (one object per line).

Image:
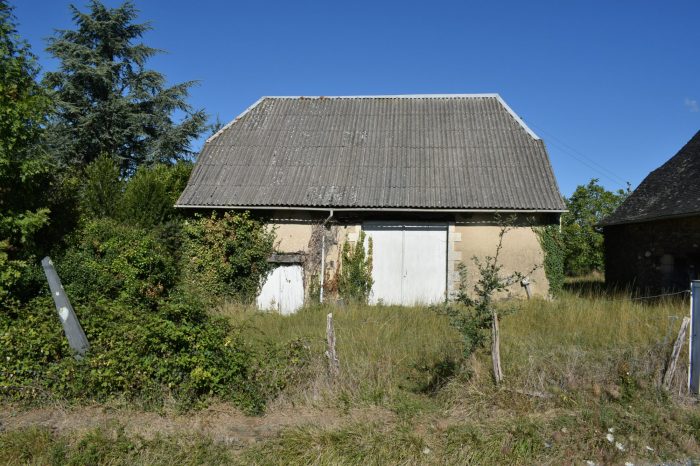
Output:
[
  {"xmin": 206, "ymin": 94, "xmax": 540, "ymax": 144},
  {"xmin": 261, "ymin": 94, "xmax": 501, "ymax": 99}
]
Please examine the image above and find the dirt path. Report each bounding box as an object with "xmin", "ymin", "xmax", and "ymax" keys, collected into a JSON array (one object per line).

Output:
[{"xmin": 0, "ymin": 403, "xmax": 396, "ymax": 448}]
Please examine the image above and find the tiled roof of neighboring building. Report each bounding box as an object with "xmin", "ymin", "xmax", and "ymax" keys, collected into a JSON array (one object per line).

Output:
[
  {"xmin": 602, "ymin": 130, "xmax": 700, "ymax": 226},
  {"xmin": 176, "ymin": 95, "xmax": 565, "ymax": 211}
]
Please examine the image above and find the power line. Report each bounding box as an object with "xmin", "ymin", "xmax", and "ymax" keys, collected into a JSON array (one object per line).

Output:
[
  {"xmin": 632, "ymin": 290, "xmax": 690, "ymax": 301},
  {"xmin": 526, "ymin": 121, "xmax": 629, "ymax": 188}
]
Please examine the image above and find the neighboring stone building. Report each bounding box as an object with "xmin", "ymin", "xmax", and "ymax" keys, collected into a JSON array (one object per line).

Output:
[
  {"xmin": 176, "ymin": 95, "xmax": 565, "ymax": 313},
  {"xmin": 602, "ymin": 130, "xmax": 700, "ymax": 292}
]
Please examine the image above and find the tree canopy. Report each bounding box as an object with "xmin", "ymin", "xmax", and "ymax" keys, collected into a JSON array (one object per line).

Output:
[
  {"xmin": 43, "ymin": 0, "xmax": 207, "ymax": 173},
  {"xmin": 561, "ymin": 179, "xmax": 628, "ymax": 276},
  {"xmin": 0, "ymin": 0, "xmax": 54, "ymax": 306}
]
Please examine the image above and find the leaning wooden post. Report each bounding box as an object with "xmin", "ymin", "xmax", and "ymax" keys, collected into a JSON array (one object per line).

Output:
[
  {"xmin": 663, "ymin": 316, "xmax": 690, "ymax": 390},
  {"xmin": 491, "ymin": 311, "xmax": 503, "ymax": 384},
  {"xmin": 41, "ymin": 256, "xmax": 89, "ymax": 358},
  {"xmin": 325, "ymin": 313, "xmax": 339, "ymax": 378},
  {"xmin": 520, "ymin": 278, "xmax": 532, "ymax": 300}
]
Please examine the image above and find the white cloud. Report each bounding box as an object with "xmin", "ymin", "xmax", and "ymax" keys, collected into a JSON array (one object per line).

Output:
[{"xmin": 685, "ymin": 97, "xmax": 699, "ymax": 112}]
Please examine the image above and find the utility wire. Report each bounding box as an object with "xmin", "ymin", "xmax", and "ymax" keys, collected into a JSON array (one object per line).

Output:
[
  {"xmin": 631, "ymin": 290, "xmax": 690, "ymax": 301},
  {"xmin": 525, "ymin": 120, "xmax": 629, "ymax": 188}
]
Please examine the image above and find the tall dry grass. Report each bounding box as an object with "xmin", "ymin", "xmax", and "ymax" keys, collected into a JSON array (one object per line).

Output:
[
  {"xmin": 499, "ymin": 292, "xmax": 688, "ymax": 394},
  {"xmin": 218, "ymin": 303, "xmax": 464, "ymax": 409},
  {"xmin": 218, "ymin": 291, "xmax": 690, "ymax": 411}
]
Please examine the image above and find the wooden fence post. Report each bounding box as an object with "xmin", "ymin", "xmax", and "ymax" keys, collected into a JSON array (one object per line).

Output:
[
  {"xmin": 663, "ymin": 316, "xmax": 690, "ymax": 390},
  {"xmin": 492, "ymin": 311, "xmax": 503, "ymax": 384},
  {"xmin": 41, "ymin": 256, "xmax": 89, "ymax": 358},
  {"xmin": 326, "ymin": 313, "xmax": 339, "ymax": 378}
]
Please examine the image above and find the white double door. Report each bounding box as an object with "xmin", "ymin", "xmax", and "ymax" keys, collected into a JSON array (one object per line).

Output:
[
  {"xmin": 256, "ymin": 264, "xmax": 305, "ymax": 315},
  {"xmin": 363, "ymin": 222, "xmax": 447, "ymax": 306}
]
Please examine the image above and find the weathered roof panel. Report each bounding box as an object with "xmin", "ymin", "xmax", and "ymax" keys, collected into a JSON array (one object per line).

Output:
[
  {"xmin": 602, "ymin": 130, "xmax": 700, "ymax": 225},
  {"xmin": 177, "ymin": 95, "xmax": 565, "ymax": 211}
]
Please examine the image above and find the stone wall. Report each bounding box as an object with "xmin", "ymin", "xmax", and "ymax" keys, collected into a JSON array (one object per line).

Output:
[{"xmin": 604, "ymin": 215, "xmax": 700, "ymax": 293}]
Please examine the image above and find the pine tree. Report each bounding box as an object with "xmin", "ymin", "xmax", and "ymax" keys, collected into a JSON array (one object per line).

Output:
[{"xmin": 43, "ymin": 0, "xmax": 207, "ymax": 173}]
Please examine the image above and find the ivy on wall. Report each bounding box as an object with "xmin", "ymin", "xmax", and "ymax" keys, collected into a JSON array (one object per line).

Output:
[
  {"xmin": 534, "ymin": 225, "xmax": 565, "ymax": 297},
  {"xmin": 338, "ymin": 231, "xmax": 373, "ymax": 304}
]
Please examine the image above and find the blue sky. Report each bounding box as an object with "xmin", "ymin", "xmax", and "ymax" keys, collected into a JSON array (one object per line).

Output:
[{"xmin": 13, "ymin": 0, "xmax": 700, "ymax": 197}]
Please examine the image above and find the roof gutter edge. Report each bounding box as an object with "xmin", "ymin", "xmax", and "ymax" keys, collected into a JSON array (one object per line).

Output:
[{"xmin": 174, "ymin": 204, "xmax": 566, "ymax": 214}]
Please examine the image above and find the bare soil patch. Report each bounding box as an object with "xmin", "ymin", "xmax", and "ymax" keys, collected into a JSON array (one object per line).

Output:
[{"xmin": 0, "ymin": 403, "xmax": 396, "ymax": 448}]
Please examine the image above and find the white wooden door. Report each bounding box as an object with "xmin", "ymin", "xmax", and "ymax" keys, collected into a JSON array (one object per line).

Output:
[
  {"xmin": 257, "ymin": 264, "xmax": 304, "ymax": 315},
  {"xmin": 363, "ymin": 223, "xmax": 447, "ymax": 305},
  {"xmin": 364, "ymin": 224, "xmax": 404, "ymax": 305}
]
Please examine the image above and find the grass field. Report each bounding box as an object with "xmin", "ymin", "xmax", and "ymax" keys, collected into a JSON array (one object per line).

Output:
[{"xmin": 3, "ymin": 291, "xmax": 699, "ymax": 465}]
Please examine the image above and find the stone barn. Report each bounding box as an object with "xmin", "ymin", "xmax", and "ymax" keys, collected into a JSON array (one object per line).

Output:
[
  {"xmin": 602, "ymin": 130, "xmax": 700, "ymax": 293},
  {"xmin": 176, "ymin": 94, "xmax": 565, "ymax": 313}
]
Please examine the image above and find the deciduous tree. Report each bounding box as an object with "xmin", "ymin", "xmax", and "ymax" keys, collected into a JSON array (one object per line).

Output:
[
  {"xmin": 561, "ymin": 179, "xmax": 628, "ymax": 276},
  {"xmin": 0, "ymin": 1, "xmax": 53, "ymax": 307}
]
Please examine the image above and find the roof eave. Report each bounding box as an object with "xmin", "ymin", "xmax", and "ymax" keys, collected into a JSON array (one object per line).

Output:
[
  {"xmin": 174, "ymin": 204, "xmax": 566, "ymax": 214},
  {"xmin": 601, "ymin": 210, "xmax": 700, "ymax": 227}
]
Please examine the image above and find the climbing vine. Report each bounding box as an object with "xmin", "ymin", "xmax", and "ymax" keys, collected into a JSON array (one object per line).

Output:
[
  {"xmin": 338, "ymin": 231, "xmax": 373, "ymax": 304},
  {"xmin": 534, "ymin": 225, "xmax": 565, "ymax": 297}
]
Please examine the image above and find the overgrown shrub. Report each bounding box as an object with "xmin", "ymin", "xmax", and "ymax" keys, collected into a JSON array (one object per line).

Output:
[
  {"xmin": 81, "ymin": 154, "xmax": 124, "ymax": 219},
  {"xmin": 180, "ymin": 211, "xmax": 274, "ymax": 304},
  {"xmin": 337, "ymin": 231, "xmax": 373, "ymax": 303},
  {"xmin": 0, "ymin": 241, "xmax": 23, "ymax": 310},
  {"xmin": 120, "ymin": 162, "xmax": 192, "ymax": 228},
  {"xmin": 0, "ymin": 296, "xmax": 68, "ymax": 396},
  {"xmin": 58, "ymin": 218, "xmax": 178, "ymax": 309},
  {"xmin": 0, "ymin": 294, "xmax": 308, "ymax": 413},
  {"xmin": 81, "ymin": 158, "xmax": 192, "ymax": 228}
]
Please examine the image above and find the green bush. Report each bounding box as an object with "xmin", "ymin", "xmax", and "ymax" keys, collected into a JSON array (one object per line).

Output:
[
  {"xmin": 180, "ymin": 211, "xmax": 274, "ymax": 304},
  {"xmin": 81, "ymin": 154, "xmax": 124, "ymax": 219},
  {"xmin": 0, "ymin": 241, "xmax": 24, "ymax": 310},
  {"xmin": 0, "ymin": 212, "xmax": 305, "ymax": 412},
  {"xmin": 58, "ymin": 218, "xmax": 178, "ymax": 309},
  {"xmin": 80, "ymin": 158, "xmax": 192, "ymax": 228},
  {"xmin": 120, "ymin": 162, "xmax": 192, "ymax": 228},
  {"xmin": 0, "ymin": 296, "xmax": 69, "ymax": 398},
  {"xmin": 0, "ymin": 292, "xmax": 308, "ymax": 413}
]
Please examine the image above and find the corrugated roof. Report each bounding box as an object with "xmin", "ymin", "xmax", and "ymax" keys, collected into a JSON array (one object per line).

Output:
[
  {"xmin": 176, "ymin": 95, "xmax": 565, "ymax": 211},
  {"xmin": 602, "ymin": 129, "xmax": 700, "ymax": 226}
]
